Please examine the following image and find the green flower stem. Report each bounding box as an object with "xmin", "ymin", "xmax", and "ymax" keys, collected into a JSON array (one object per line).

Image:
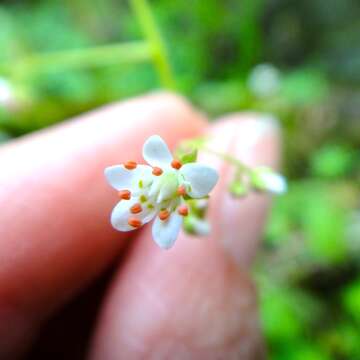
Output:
[
  {"xmin": 202, "ymin": 146, "xmax": 252, "ymax": 173},
  {"xmin": 0, "ymin": 41, "xmax": 151, "ymax": 77},
  {"xmin": 129, "ymin": 0, "xmax": 176, "ymax": 90}
]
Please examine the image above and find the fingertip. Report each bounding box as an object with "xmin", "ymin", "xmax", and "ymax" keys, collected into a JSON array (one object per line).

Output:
[
  {"xmin": 205, "ymin": 112, "xmax": 282, "ymax": 268},
  {"xmin": 209, "ymin": 112, "xmax": 281, "ymax": 167}
]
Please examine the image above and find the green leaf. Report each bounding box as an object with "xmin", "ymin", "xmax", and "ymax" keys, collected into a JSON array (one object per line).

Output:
[{"xmin": 179, "ymin": 148, "xmax": 198, "ymax": 164}]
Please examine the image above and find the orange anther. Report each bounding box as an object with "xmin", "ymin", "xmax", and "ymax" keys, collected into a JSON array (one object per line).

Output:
[
  {"xmin": 152, "ymin": 167, "xmax": 163, "ymax": 176},
  {"xmin": 128, "ymin": 217, "xmax": 142, "ymax": 228},
  {"xmin": 118, "ymin": 190, "xmax": 131, "ymax": 200},
  {"xmin": 159, "ymin": 209, "xmax": 170, "ymax": 221},
  {"xmin": 178, "ymin": 205, "xmax": 189, "ymax": 216},
  {"xmin": 130, "ymin": 203, "xmax": 142, "ymax": 214},
  {"xmin": 177, "ymin": 185, "xmax": 186, "ymax": 196},
  {"xmin": 125, "ymin": 161, "xmax": 137, "ymax": 170},
  {"xmin": 171, "ymin": 159, "xmax": 182, "ymax": 169}
]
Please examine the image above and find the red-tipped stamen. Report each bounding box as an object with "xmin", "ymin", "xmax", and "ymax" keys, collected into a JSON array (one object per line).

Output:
[
  {"xmin": 177, "ymin": 185, "xmax": 186, "ymax": 196},
  {"xmin": 178, "ymin": 205, "xmax": 189, "ymax": 216},
  {"xmin": 130, "ymin": 203, "xmax": 142, "ymax": 214},
  {"xmin": 125, "ymin": 161, "xmax": 137, "ymax": 170},
  {"xmin": 159, "ymin": 209, "xmax": 170, "ymax": 221},
  {"xmin": 152, "ymin": 167, "xmax": 163, "ymax": 176},
  {"xmin": 171, "ymin": 159, "xmax": 182, "ymax": 169},
  {"xmin": 118, "ymin": 190, "xmax": 131, "ymax": 200},
  {"xmin": 128, "ymin": 217, "xmax": 142, "ymax": 228}
]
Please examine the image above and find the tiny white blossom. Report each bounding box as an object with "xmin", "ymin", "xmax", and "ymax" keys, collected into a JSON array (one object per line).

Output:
[
  {"xmin": 251, "ymin": 166, "xmax": 287, "ymax": 194},
  {"xmin": 105, "ymin": 135, "xmax": 219, "ymax": 249}
]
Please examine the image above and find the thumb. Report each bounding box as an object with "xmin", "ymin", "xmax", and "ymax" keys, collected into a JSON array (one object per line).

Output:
[{"xmin": 204, "ymin": 112, "xmax": 281, "ymax": 268}]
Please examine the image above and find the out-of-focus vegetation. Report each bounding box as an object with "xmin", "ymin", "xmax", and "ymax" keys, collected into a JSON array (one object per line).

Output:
[{"xmin": 0, "ymin": 0, "xmax": 359, "ymax": 358}]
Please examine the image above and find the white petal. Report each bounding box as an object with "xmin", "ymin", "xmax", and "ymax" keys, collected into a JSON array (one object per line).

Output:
[
  {"xmin": 262, "ymin": 172, "xmax": 287, "ymax": 194},
  {"xmin": 104, "ymin": 165, "xmax": 151, "ymax": 191},
  {"xmin": 180, "ymin": 163, "xmax": 219, "ymax": 198},
  {"xmin": 142, "ymin": 135, "xmax": 173, "ymax": 167},
  {"xmin": 152, "ymin": 212, "xmax": 183, "ymax": 249},
  {"xmin": 111, "ymin": 197, "xmax": 156, "ymax": 232}
]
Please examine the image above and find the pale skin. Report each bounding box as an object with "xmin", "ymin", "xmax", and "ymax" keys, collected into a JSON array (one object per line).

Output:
[{"xmin": 0, "ymin": 92, "xmax": 280, "ymax": 359}]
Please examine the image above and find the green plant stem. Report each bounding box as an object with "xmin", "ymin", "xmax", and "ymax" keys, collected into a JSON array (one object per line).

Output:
[
  {"xmin": 129, "ymin": 0, "xmax": 176, "ymax": 89},
  {"xmin": 0, "ymin": 41, "xmax": 151, "ymax": 77},
  {"xmin": 202, "ymin": 146, "xmax": 252, "ymax": 173}
]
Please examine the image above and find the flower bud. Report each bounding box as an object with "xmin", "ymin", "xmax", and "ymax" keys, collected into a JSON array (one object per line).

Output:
[
  {"xmin": 228, "ymin": 180, "xmax": 248, "ymax": 198},
  {"xmin": 250, "ymin": 167, "xmax": 287, "ymax": 194},
  {"xmin": 184, "ymin": 215, "xmax": 210, "ymax": 236}
]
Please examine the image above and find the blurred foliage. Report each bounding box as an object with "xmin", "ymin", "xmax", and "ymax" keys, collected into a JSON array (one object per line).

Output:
[{"xmin": 0, "ymin": 0, "xmax": 360, "ymax": 358}]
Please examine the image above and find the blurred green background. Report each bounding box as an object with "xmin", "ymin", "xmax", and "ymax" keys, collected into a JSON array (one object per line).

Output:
[{"xmin": 0, "ymin": 0, "xmax": 359, "ymax": 358}]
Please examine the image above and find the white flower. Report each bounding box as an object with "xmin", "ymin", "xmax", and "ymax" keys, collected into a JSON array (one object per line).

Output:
[
  {"xmin": 251, "ymin": 166, "xmax": 287, "ymax": 194},
  {"xmin": 104, "ymin": 135, "xmax": 219, "ymax": 249}
]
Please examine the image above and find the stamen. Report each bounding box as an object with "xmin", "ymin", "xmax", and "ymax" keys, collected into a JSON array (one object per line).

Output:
[
  {"xmin": 128, "ymin": 217, "xmax": 142, "ymax": 228},
  {"xmin": 177, "ymin": 185, "xmax": 186, "ymax": 196},
  {"xmin": 152, "ymin": 167, "xmax": 163, "ymax": 176},
  {"xmin": 140, "ymin": 195, "xmax": 147, "ymax": 203},
  {"xmin": 178, "ymin": 205, "xmax": 189, "ymax": 216},
  {"xmin": 147, "ymin": 203, "xmax": 154, "ymax": 209},
  {"xmin": 125, "ymin": 161, "xmax": 137, "ymax": 170},
  {"xmin": 130, "ymin": 203, "xmax": 142, "ymax": 214},
  {"xmin": 159, "ymin": 209, "xmax": 170, "ymax": 221},
  {"xmin": 171, "ymin": 159, "xmax": 182, "ymax": 169},
  {"xmin": 118, "ymin": 190, "xmax": 131, "ymax": 200}
]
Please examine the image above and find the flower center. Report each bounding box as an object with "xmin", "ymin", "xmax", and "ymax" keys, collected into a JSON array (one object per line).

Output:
[
  {"xmin": 158, "ymin": 171, "xmax": 179, "ymax": 199},
  {"xmin": 132, "ymin": 169, "xmax": 183, "ymax": 214},
  {"xmin": 120, "ymin": 165, "xmax": 190, "ymax": 229}
]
